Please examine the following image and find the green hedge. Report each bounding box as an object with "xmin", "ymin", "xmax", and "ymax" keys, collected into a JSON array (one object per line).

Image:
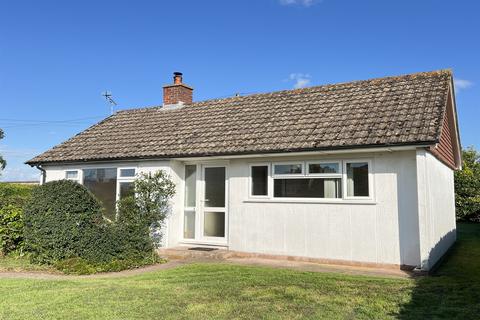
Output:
[
  {"xmin": 0, "ymin": 183, "xmax": 35, "ymax": 255},
  {"xmin": 23, "ymin": 180, "xmax": 158, "ymax": 269},
  {"xmin": 23, "ymin": 180, "xmax": 115, "ymax": 264}
]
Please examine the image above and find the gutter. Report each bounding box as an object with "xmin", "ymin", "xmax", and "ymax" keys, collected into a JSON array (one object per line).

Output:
[{"xmin": 26, "ymin": 141, "xmax": 435, "ymax": 167}]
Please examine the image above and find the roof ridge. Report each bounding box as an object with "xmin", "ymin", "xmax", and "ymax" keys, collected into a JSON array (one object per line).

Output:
[{"xmin": 115, "ymin": 69, "xmax": 451, "ymax": 114}]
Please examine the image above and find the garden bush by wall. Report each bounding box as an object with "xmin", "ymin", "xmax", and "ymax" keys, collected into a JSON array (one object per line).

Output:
[
  {"xmin": 23, "ymin": 180, "xmax": 120, "ymax": 264},
  {"xmin": 0, "ymin": 183, "xmax": 35, "ymax": 255}
]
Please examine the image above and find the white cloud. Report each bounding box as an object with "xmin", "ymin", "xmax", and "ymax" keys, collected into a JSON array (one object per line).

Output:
[
  {"xmin": 0, "ymin": 145, "xmax": 41, "ymax": 182},
  {"xmin": 279, "ymin": 0, "xmax": 320, "ymax": 7},
  {"xmin": 454, "ymin": 78, "xmax": 473, "ymax": 92},
  {"xmin": 0, "ymin": 166, "xmax": 39, "ymax": 182},
  {"xmin": 287, "ymin": 73, "xmax": 312, "ymax": 89}
]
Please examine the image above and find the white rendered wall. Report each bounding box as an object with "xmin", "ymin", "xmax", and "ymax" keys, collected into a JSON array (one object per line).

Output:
[
  {"xmin": 227, "ymin": 151, "xmax": 421, "ymax": 267},
  {"xmin": 416, "ymin": 150, "xmax": 457, "ymax": 270}
]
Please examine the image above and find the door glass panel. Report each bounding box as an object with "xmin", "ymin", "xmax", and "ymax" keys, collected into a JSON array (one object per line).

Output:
[
  {"xmin": 184, "ymin": 210, "xmax": 195, "ymax": 239},
  {"xmin": 83, "ymin": 168, "xmax": 117, "ymax": 220},
  {"xmin": 184, "ymin": 165, "xmax": 197, "ymax": 208},
  {"xmin": 204, "ymin": 167, "xmax": 225, "ymax": 207},
  {"xmin": 204, "ymin": 212, "xmax": 225, "ymax": 237}
]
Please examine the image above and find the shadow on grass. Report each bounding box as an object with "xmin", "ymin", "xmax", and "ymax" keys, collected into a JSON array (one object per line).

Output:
[{"xmin": 398, "ymin": 223, "xmax": 480, "ymax": 319}]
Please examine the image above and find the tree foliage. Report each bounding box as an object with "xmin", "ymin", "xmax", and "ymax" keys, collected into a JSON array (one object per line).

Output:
[
  {"xmin": 23, "ymin": 180, "xmax": 106, "ymax": 264},
  {"xmin": 23, "ymin": 171, "xmax": 175, "ymax": 270},
  {"xmin": 117, "ymin": 170, "xmax": 176, "ymax": 248},
  {"xmin": 0, "ymin": 183, "xmax": 35, "ymax": 255},
  {"xmin": 455, "ymin": 147, "xmax": 480, "ymax": 221}
]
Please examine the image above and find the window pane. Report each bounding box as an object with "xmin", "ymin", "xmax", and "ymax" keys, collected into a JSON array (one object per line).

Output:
[
  {"xmin": 184, "ymin": 165, "xmax": 196, "ymax": 208},
  {"xmin": 65, "ymin": 171, "xmax": 78, "ymax": 179},
  {"xmin": 308, "ymin": 163, "xmax": 339, "ymax": 174},
  {"xmin": 204, "ymin": 167, "xmax": 225, "ymax": 207},
  {"xmin": 119, "ymin": 182, "xmax": 134, "ymax": 199},
  {"xmin": 204, "ymin": 211, "xmax": 225, "ymax": 237},
  {"xmin": 274, "ymin": 178, "xmax": 341, "ymax": 198},
  {"xmin": 83, "ymin": 168, "xmax": 117, "ymax": 220},
  {"xmin": 251, "ymin": 166, "xmax": 268, "ymax": 196},
  {"xmin": 274, "ymin": 164, "xmax": 302, "ymax": 175},
  {"xmin": 346, "ymin": 162, "xmax": 369, "ymax": 197},
  {"xmin": 120, "ymin": 168, "xmax": 135, "ymax": 177},
  {"xmin": 184, "ymin": 210, "xmax": 195, "ymax": 239}
]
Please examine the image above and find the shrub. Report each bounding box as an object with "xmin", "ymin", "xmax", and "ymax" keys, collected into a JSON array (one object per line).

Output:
[
  {"xmin": 116, "ymin": 196, "xmax": 154, "ymax": 260},
  {"xmin": 23, "ymin": 171, "xmax": 175, "ymax": 273},
  {"xmin": 0, "ymin": 183, "xmax": 35, "ymax": 208},
  {"xmin": 55, "ymin": 254, "xmax": 163, "ymax": 275},
  {"xmin": 0, "ymin": 205, "xmax": 24, "ymax": 255},
  {"xmin": 133, "ymin": 170, "xmax": 176, "ymax": 247},
  {"xmin": 0, "ymin": 183, "xmax": 35, "ymax": 255},
  {"xmin": 23, "ymin": 180, "xmax": 110, "ymax": 264},
  {"xmin": 455, "ymin": 147, "xmax": 480, "ymax": 221}
]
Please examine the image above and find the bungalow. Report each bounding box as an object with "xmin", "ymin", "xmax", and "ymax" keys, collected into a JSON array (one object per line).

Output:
[{"xmin": 27, "ymin": 70, "xmax": 461, "ymax": 271}]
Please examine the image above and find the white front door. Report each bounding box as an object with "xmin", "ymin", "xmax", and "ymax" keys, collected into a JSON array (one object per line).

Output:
[
  {"xmin": 200, "ymin": 165, "xmax": 228, "ymax": 244},
  {"xmin": 182, "ymin": 164, "xmax": 228, "ymax": 245}
]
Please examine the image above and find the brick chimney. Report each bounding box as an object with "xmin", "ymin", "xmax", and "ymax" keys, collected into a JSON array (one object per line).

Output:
[{"xmin": 163, "ymin": 72, "xmax": 193, "ymax": 105}]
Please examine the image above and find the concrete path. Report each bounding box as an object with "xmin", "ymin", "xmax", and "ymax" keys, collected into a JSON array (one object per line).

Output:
[{"xmin": 0, "ymin": 256, "xmax": 414, "ymax": 280}]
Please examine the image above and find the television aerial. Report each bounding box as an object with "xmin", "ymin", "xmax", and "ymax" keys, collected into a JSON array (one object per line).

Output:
[{"xmin": 102, "ymin": 90, "xmax": 117, "ymax": 115}]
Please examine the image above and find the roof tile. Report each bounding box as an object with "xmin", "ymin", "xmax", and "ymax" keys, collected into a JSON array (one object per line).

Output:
[{"xmin": 27, "ymin": 70, "xmax": 452, "ymax": 164}]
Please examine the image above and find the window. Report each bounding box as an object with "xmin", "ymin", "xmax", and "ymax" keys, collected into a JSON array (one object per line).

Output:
[
  {"xmin": 308, "ymin": 163, "xmax": 339, "ymax": 174},
  {"xmin": 83, "ymin": 168, "xmax": 117, "ymax": 220},
  {"xmin": 184, "ymin": 165, "xmax": 196, "ymax": 239},
  {"xmin": 346, "ymin": 162, "xmax": 370, "ymax": 197},
  {"xmin": 65, "ymin": 170, "xmax": 78, "ymax": 180},
  {"xmin": 251, "ymin": 165, "xmax": 268, "ymax": 196},
  {"xmin": 272, "ymin": 161, "xmax": 342, "ymax": 199},
  {"xmin": 119, "ymin": 168, "xmax": 136, "ymax": 178},
  {"xmin": 250, "ymin": 159, "xmax": 374, "ymax": 200},
  {"xmin": 119, "ymin": 181, "xmax": 134, "ymax": 199},
  {"xmin": 274, "ymin": 178, "xmax": 341, "ymax": 198},
  {"xmin": 274, "ymin": 163, "xmax": 302, "ymax": 175}
]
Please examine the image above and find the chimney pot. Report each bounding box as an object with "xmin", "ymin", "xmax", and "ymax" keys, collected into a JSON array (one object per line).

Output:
[{"xmin": 173, "ymin": 72, "xmax": 183, "ymax": 84}]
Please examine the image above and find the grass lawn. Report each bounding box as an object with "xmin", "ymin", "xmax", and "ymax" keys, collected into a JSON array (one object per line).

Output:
[
  {"xmin": 0, "ymin": 255, "xmax": 56, "ymax": 273},
  {"xmin": 0, "ymin": 223, "xmax": 479, "ymax": 319}
]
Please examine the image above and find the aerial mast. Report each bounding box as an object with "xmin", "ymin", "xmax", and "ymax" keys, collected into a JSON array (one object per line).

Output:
[{"xmin": 102, "ymin": 91, "xmax": 117, "ymax": 115}]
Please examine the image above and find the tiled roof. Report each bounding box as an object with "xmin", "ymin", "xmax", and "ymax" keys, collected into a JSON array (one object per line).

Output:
[{"xmin": 27, "ymin": 70, "xmax": 453, "ymax": 165}]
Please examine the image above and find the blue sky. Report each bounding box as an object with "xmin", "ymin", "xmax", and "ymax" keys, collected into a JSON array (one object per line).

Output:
[{"xmin": 1, "ymin": 0, "xmax": 479, "ymax": 181}]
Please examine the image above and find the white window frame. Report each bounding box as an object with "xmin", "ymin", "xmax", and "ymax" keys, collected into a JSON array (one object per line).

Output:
[
  {"xmin": 116, "ymin": 167, "xmax": 136, "ymax": 202},
  {"xmin": 272, "ymin": 160, "xmax": 343, "ymax": 200},
  {"xmin": 272, "ymin": 161, "xmax": 304, "ymax": 178},
  {"xmin": 343, "ymin": 159, "xmax": 374, "ymax": 200},
  {"xmin": 247, "ymin": 159, "xmax": 374, "ymax": 202},
  {"xmin": 119, "ymin": 167, "xmax": 136, "ymax": 179},
  {"xmin": 182, "ymin": 164, "xmax": 198, "ymax": 241},
  {"xmin": 305, "ymin": 160, "xmax": 342, "ymax": 178},
  {"xmin": 65, "ymin": 170, "xmax": 79, "ymax": 181},
  {"xmin": 248, "ymin": 163, "xmax": 271, "ymax": 198}
]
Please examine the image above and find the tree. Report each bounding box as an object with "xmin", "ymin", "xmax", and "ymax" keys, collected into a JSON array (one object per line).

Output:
[
  {"xmin": 454, "ymin": 147, "xmax": 480, "ymax": 221},
  {"xmin": 0, "ymin": 129, "xmax": 6, "ymax": 173},
  {"xmin": 117, "ymin": 170, "xmax": 176, "ymax": 248}
]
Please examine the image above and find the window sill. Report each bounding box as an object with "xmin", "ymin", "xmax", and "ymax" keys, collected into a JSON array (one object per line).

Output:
[{"xmin": 243, "ymin": 198, "xmax": 377, "ymax": 205}]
